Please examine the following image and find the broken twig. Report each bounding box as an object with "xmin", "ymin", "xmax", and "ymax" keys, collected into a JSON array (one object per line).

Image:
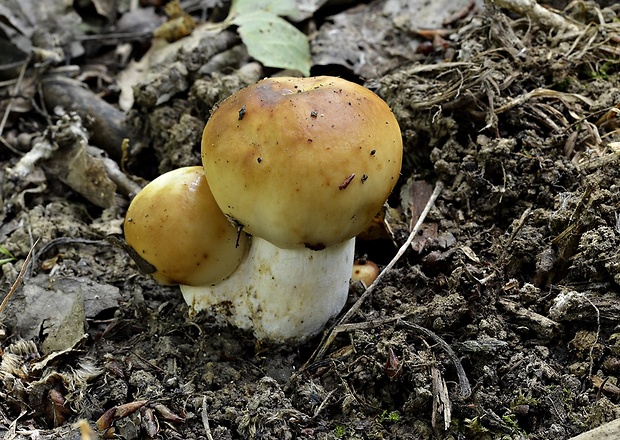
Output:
[
  {"xmin": 398, "ymin": 319, "xmax": 471, "ymax": 399},
  {"xmin": 202, "ymin": 396, "xmax": 214, "ymax": 440},
  {"xmin": 0, "ymin": 239, "xmax": 39, "ymax": 316}
]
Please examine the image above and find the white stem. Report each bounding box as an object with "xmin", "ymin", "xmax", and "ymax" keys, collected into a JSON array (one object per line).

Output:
[{"xmin": 180, "ymin": 237, "xmax": 355, "ymax": 343}]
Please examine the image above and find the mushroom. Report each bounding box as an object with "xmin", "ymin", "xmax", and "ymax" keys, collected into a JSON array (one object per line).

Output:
[
  {"xmin": 352, "ymin": 259, "xmax": 380, "ymax": 287},
  {"xmin": 180, "ymin": 76, "xmax": 403, "ymax": 343},
  {"xmin": 124, "ymin": 166, "xmax": 248, "ymax": 286}
]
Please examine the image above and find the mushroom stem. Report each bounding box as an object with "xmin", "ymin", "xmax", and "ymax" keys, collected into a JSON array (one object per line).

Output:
[{"xmin": 180, "ymin": 236, "xmax": 355, "ymax": 343}]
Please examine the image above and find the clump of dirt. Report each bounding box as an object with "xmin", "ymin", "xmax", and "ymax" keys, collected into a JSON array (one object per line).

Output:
[{"xmin": 1, "ymin": 1, "xmax": 620, "ymax": 439}]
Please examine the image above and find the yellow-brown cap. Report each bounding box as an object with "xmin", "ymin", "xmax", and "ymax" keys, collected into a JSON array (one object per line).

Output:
[
  {"xmin": 352, "ymin": 259, "xmax": 380, "ymax": 287},
  {"xmin": 124, "ymin": 166, "xmax": 248, "ymax": 286},
  {"xmin": 201, "ymin": 76, "xmax": 403, "ymax": 250}
]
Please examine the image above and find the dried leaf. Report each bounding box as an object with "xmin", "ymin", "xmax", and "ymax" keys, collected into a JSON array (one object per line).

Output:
[
  {"xmin": 96, "ymin": 400, "xmax": 149, "ymax": 431},
  {"xmin": 385, "ymin": 348, "xmax": 401, "ymax": 379},
  {"xmin": 154, "ymin": 403, "xmax": 185, "ymax": 422}
]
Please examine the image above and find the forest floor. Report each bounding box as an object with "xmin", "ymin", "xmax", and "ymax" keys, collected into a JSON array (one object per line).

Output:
[{"xmin": 1, "ymin": 0, "xmax": 620, "ymax": 439}]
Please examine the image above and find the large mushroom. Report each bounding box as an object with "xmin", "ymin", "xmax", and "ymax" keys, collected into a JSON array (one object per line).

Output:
[
  {"xmin": 180, "ymin": 76, "xmax": 403, "ymax": 343},
  {"xmin": 124, "ymin": 166, "xmax": 249, "ymax": 286}
]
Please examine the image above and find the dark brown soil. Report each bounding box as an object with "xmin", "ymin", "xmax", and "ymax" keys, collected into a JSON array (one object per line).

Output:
[{"xmin": 1, "ymin": 1, "xmax": 620, "ymax": 439}]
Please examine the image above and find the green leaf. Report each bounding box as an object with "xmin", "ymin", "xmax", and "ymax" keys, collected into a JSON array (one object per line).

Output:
[
  {"xmin": 232, "ymin": 11, "xmax": 311, "ymax": 76},
  {"xmin": 0, "ymin": 245, "xmax": 15, "ymax": 266},
  {"xmin": 0, "ymin": 245, "xmax": 14, "ymax": 259},
  {"xmin": 230, "ymin": 0, "xmax": 303, "ymax": 22}
]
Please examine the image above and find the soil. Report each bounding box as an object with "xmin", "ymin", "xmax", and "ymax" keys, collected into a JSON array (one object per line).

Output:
[{"xmin": 1, "ymin": 1, "xmax": 620, "ymax": 439}]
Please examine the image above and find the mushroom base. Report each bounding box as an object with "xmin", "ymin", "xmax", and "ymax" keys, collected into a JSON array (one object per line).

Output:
[{"xmin": 179, "ymin": 236, "xmax": 355, "ymax": 344}]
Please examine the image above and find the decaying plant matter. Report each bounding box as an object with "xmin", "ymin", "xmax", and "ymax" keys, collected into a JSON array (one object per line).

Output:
[{"xmin": 1, "ymin": 0, "xmax": 620, "ymax": 438}]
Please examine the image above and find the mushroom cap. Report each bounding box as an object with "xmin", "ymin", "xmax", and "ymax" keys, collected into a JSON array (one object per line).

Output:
[
  {"xmin": 124, "ymin": 166, "xmax": 248, "ymax": 286},
  {"xmin": 202, "ymin": 76, "xmax": 403, "ymax": 250},
  {"xmin": 352, "ymin": 259, "xmax": 380, "ymax": 287}
]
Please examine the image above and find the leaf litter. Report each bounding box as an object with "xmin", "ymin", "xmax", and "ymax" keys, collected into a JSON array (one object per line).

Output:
[{"xmin": 1, "ymin": 0, "xmax": 620, "ymax": 438}]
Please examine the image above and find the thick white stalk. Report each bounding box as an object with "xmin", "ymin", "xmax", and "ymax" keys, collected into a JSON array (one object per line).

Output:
[{"xmin": 180, "ymin": 237, "xmax": 355, "ymax": 343}]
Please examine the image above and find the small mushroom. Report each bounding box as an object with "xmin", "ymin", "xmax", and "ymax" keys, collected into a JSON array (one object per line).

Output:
[
  {"xmin": 180, "ymin": 76, "xmax": 403, "ymax": 343},
  {"xmin": 124, "ymin": 166, "xmax": 248, "ymax": 286},
  {"xmin": 352, "ymin": 259, "xmax": 380, "ymax": 287}
]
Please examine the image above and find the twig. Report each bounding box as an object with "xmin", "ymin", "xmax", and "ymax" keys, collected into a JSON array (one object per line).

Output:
[
  {"xmin": 313, "ymin": 389, "xmax": 335, "ymax": 418},
  {"xmin": 582, "ymin": 295, "xmax": 600, "ymax": 380},
  {"xmin": 431, "ymin": 363, "xmax": 451, "ymax": 430},
  {"xmin": 102, "ymin": 157, "xmax": 143, "ymax": 198},
  {"xmin": 301, "ymin": 313, "xmax": 472, "ymax": 399},
  {"xmin": 201, "ymin": 396, "xmax": 214, "ymax": 440},
  {"xmin": 28, "ymin": 237, "xmax": 111, "ymax": 277},
  {"xmin": 0, "ymin": 239, "xmax": 39, "ymax": 316},
  {"xmin": 490, "ymin": 0, "xmax": 581, "ymax": 34},
  {"xmin": 0, "ymin": 134, "xmax": 24, "ymax": 155},
  {"xmin": 0, "ymin": 56, "xmax": 29, "ymax": 138},
  {"xmin": 309, "ymin": 181, "xmax": 444, "ymax": 363},
  {"xmin": 397, "ymin": 319, "xmax": 471, "ymax": 399}
]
